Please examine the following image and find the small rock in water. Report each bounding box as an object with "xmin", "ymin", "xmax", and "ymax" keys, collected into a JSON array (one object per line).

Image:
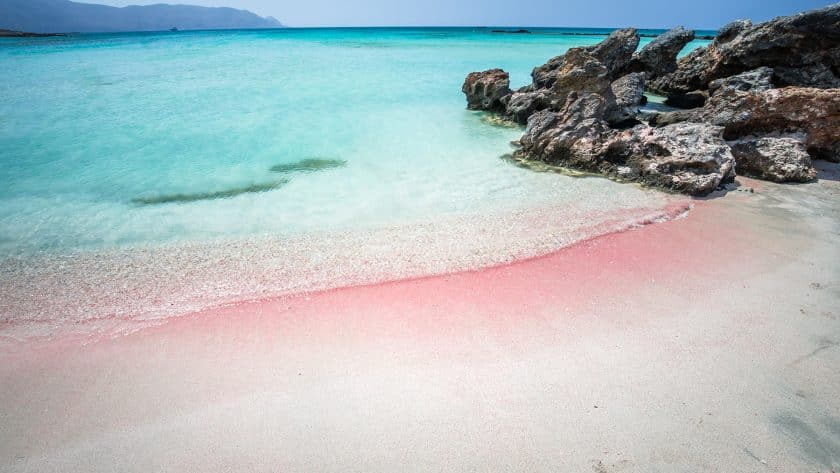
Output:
[{"xmin": 461, "ymin": 68, "xmax": 512, "ymax": 112}]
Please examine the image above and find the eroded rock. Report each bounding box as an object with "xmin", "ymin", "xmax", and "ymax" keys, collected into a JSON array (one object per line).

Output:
[
  {"xmin": 587, "ymin": 27, "xmax": 640, "ymax": 79},
  {"xmin": 729, "ymin": 135, "xmax": 817, "ymax": 182},
  {"xmin": 462, "ymin": 69, "xmax": 512, "ymax": 112},
  {"xmin": 531, "ymin": 28, "xmax": 640, "ymax": 88},
  {"xmin": 516, "ymin": 112, "xmax": 735, "ymax": 195},
  {"xmin": 461, "ymin": 5, "xmax": 838, "ymax": 194},
  {"xmin": 651, "ymin": 86, "xmax": 840, "ymax": 162},
  {"xmin": 612, "ymin": 73, "xmax": 647, "ymax": 108},
  {"xmin": 708, "ymin": 67, "xmax": 774, "ymax": 95},
  {"xmin": 622, "ymin": 122, "xmax": 736, "ymax": 195},
  {"xmin": 626, "ymin": 26, "xmax": 695, "ymax": 79},
  {"xmin": 651, "ymin": 4, "xmax": 840, "ymax": 95},
  {"xmin": 611, "ymin": 72, "xmax": 647, "ymax": 124},
  {"xmin": 504, "ymin": 89, "xmax": 553, "ymax": 124}
]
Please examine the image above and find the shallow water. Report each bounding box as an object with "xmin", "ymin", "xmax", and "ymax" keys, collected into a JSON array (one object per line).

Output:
[{"xmin": 0, "ymin": 28, "xmax": 706, "ymax": 340}]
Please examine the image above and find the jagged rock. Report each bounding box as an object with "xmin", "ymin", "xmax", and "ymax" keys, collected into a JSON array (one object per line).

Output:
[
  {"xmin": 549, "ymin": 48, "xmax": 633, "ymax": 126},
  {"xmin": 648, "ymin": 47, "xmax": 707, "ymax": 96},
  {"xmin": 612, "ymin": 73, "xmax": 647, "ymax": 108},
  {"xmin": 650, "ymin": 86, "xmax": 840, "ymax": 162},
  {"xmin": 531, "ymin": 28, "xmax": 640, "ymax": 87},
  {"xmin": 516, "ymin": 108, "xmax": 616, "ymax": 171},
  {"xmin": 708, "ymin": 67, "xmax": 774, "ymax": 95},
  {"xmin": 551, "ymin": 49, "xmax": 614, "ymax": 102},
  {"xmin": 716, "ymin": 19, "xmax": 752, "ymax": 43},
  {"xmin": 462, "ymin": 69, "xmax": 512, "ymax": 112},
  {"xmin": 468, "ymin": 31, "xmax": 637, "ymax": 124},
  {"xmin": 651, "ymin": 4, "xmax": 840, "ymax": 95},
  {"xmin": 610, "ymin": 73, "xmax": 647, "ymax": 123},
  {"xmin": 504, "ymin": 89, "xmax": 553, "ymax": 124},
  {"xmin": 516, "ymin": 110, "xmax": 735, "ymax": 195},
  {"xmin": 532, "ymin": 55, "xmax": 566, "ymax": 89},
  {"xmin": 623, "ymin": 122, "xmax": 736, "ymax": 195},
  {"xmin": 463, "ymin": 5, "xmax": 838, "ymax": 193},
  {"xmin": 587, "ymin": 28, "xmax": 640, "ymax": 78},
  {"xmin": 774, "ymin": 62, "xmax": 840, "ymax": 90},
  {"xmin": 626, "ymin": 26, "xmax": 695, "ymax": 79},
  {"xmin": 729, "ymin": 135, "xmax": 817, "ymax": 182}
]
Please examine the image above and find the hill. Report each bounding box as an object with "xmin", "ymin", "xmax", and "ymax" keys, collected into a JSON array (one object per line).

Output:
[{"xmin": 0, "ymin": 0, "xmax": 283, "ymax": 33}]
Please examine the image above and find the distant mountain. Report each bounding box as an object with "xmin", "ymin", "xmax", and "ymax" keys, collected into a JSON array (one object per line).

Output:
[{"xmin": 0, "ymin": 0, "xmax": 283, "ymax": 33}]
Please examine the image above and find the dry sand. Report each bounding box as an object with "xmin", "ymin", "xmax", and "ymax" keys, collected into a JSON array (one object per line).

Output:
[{"xmin": 1, "ymin": 165, "xmax": 839, "ymax": 472}]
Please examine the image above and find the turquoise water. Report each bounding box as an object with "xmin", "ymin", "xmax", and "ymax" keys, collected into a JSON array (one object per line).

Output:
[
  {"xmin": 0, "ymin": 28, "xmax": 708, "ymax": 255},
  {"xmin": 0, "ymin": 29, "xmax": 705, "ymax": 339}
]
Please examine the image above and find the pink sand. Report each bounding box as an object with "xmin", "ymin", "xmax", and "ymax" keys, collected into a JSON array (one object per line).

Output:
[{"xmin": 1, "ymin": 175, "xmax": 839, "ymax": 472}]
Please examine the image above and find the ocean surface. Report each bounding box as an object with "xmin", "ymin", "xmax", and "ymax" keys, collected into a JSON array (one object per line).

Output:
[{"xmin": 0, "ymin": 28, "xmax": 707, "ymax": 341}]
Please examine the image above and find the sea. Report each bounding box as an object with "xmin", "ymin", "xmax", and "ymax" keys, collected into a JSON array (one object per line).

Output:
[{"xmin": 0, "ymin": 27, "xmax": 710, "ymax": 342}]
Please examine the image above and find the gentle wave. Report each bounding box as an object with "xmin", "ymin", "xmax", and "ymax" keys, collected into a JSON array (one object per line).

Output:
[{"xmin": 0, "ymin": 197, "xmax": 690, "ymax": 345}]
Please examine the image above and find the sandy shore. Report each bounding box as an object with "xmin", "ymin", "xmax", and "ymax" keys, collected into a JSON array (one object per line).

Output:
[{"xmin": 1, "ymin": 165, "xmax": 839, "ymax": 472}]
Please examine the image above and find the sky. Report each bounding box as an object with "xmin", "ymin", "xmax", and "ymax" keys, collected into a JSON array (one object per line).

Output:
[{"xmin": 90, "ymin": 0, "xmax": 838, "ymax": 29}]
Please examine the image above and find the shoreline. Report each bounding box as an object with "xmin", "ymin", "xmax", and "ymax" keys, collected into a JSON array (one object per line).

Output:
[
  {"xmin": 0, "ymin": 188, "xmax": 686, "ymax": 345},
  {"xmin": 2, "ymin": 169, "xmax": 838, "ymax": 471}
]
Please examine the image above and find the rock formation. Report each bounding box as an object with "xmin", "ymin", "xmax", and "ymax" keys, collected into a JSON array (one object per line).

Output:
[
  {"xmin": 625, "ymin": 26, "xmax": 696, "ymax": 80},
  {"xmin": 729, "ymin": 135, "xmax": 817, "ymax": 182},
  {"xmin": 650, "ymin": 86, "xmax": 840, "ymax": 162},
  {"xmin": 462, "ymin": 69, "xmax": 511, "ymax": 112},
  {"xmin": 707, "ymin": 67, "xmax": 774, "ymax": 95},
  {"xmin": 531, "ymin": 28, "xmax": 640, "ymax": 88},
  {"xmin": 611, "ymin": 72, "xmax": 647, "ymax": 111},
  {"xmin": 462, "ymin": 5, "xmax": 839, "ymax": 194},
  {"xmin": 650, "ymin": 4, "xmax": 840, "ymax": 99}
]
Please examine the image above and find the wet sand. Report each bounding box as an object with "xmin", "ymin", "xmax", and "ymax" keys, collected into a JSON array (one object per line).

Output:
[{"xmin": 1, "ymin": 166, "xmax": 839, "ymax": 472}]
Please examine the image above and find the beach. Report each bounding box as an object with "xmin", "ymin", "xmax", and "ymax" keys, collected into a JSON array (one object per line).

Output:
[
  {"xmin": 2, "ymin": 15, "xmax": 840, "ymax": 472},
  {"xmin": 2, "ymin": 164, "xmax": 838, "ymax": 472},
  {"xmin": 0, "ymin": 27, "xmax": 697, "ymax": 342}
]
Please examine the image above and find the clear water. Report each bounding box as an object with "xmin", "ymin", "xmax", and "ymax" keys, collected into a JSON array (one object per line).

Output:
[
  {"xmin": 0, "ymin": 28, "xmax": 707, "ymax": 254},
  {"xmin": 0, "ymin": 28, "xmax": 705, "ymax": 339}
]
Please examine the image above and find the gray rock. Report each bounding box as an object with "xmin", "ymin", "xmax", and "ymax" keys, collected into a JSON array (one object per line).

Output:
[
  {"xmin": 464, "ymin": 5, "xmax": 837, "ymax": 192},
  {"xmin": 531, "ymin": 55, "xmax": 566, "ymax": 89},
  {"xmin": 650, "ymin": 86, "xmax": 840, "ymax": 162},
  {"xmin": 531, "ymin": 27, "xmax": 640, "ymax": 87},
  {"xmin": 504, "ymin": 89, "xmax": 552, "ymax": 124},
  {"xmin": 620, "ymin": 122, "xmax": 736, "ymax": 195},
  {"xmin": 716, "ymin": 19, "xmax": 753, "ymax": 43},
  {"xmin": 773, "ymin": 62, "xmax": 840, "ymax": 90},
  {"xmin": 627, "ymin": 26, "xmax": 695, "ymax": 79},
  {"xmin": 515, "ymin": 110, "xmax": 735, "ymax": 195},
  {"xmin": 548, "ymin": 47, "xmax": 635, "ymax": 126},
  {"xmin": 461, "ymin": 69, "xmax": 512, "ymax": 112},
  {"xmin": 612, "ymin": 73, "xmax": 647, "ymax": 108},
  {"xmin": 648, "ymin": 47, "xmax": 708, "ymax": 95},
  {"xmin": 708, "ymin": 67, "xmax": 774, "ymax": 95},
  {"xmin": 587, "ymin": 28, "xmax": 641, "ymax": 78},
  {"xmin": 610, "ymin": 73, "xmax": 647, "ymax": 123},
  {"xmin": 549, "ymin": 48, "xmax": 616, "ymax": 108},
  {"xmin": 651, "ymin": 4, "xmax": 840, "ymax": 95},
  {"xmin": 517, "ymin": 110, "xmax": 615, "ymax": 171},
  {"xmin": 729, "ymin": 135, "xmax": 817, "ymax": 182}
]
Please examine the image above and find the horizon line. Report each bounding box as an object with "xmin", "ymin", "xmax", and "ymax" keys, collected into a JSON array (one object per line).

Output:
[{"xmin": 10, "ymin": 25, "xmax": 723, "ymax": 36}]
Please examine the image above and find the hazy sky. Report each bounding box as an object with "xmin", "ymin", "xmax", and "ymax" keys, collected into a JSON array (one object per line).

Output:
[{"xmin": 90, "ymin": 0, "xmax": 837, "ymax": 29}]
